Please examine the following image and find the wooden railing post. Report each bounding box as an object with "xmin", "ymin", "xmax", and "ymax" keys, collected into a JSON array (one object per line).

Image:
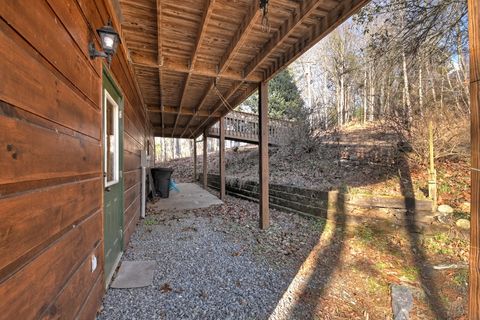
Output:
[
  {"xmin": 469, "ymin": 0, "xmax": 480, "ymax": 317},
  {"xmin": 219, "ymin": 116, "xmax": 226, "ymax": 201},
  {"xmin": 203, "ymin": 129, "xmax": 208, "ymax": 189},
  {"xmin": 259, "ymin": 81, "xmax": 270, "ymax": 229},
  {"xmin": 193, "ymin": 138, "xmax": 197, "ymax": 181}
]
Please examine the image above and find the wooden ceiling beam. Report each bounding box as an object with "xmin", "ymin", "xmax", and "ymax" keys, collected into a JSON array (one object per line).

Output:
[
  {"xmin": 154, "ymin": 125, "xmax": 208, "ymax": 137},
  {"xmin": 153, "ymin": 127, "xmax": 208, "ymax": 139},
  {"xmin": 139, "ymin": 0, "xmax": 368, "ymax": 141},
  {"xmin": 243, "ymin": 0, "xmax": 327, "ymax": 80},
  {"xmin": 147, "ymin": 105, "xmax": 221, "ymax": 117},
  {"xmin": 154, "ymin": 127, "xmax": 196, "ymax": 137},
  {"xmin": 181, "ymin": 0, "xmax": 323, "ymax": 140},
  {"xmin": 133, "ymin": 1, "xmax": 262, "ymax": 141},
  {"xmin": 218, "ymin": 2, "xmax": 262, "ymax": 76},
  {"xmin": 156, "ymin": 0, "xmax": 164, "ymax": 136},
  {"xmin": 130, "ymin": 57, "xmax": 262, "ymax": 82},
  {"xmin": 179, "ymin": 81, "xmax": 216, "ymax": 138},
  {"xmin": 179, "ymin": 3, "xmax": 261, "ymax": 139},
  {"xmin": 104, "ymin": 0, "xmax": 148, "ymax": 125},
  {"xmin": 172, "ymin": 72, "xmax": 192, "ymax": 136},
  {"xmin": 263, "ymin": 0, "xmax": 369, "ymax": 81},
  {"xmin": 191, "ymin": 0, "xmax": 216, "ymax": 70},
  {"xmin": 172, "ymin": 0, "xmax": 217, "ymax": 137}
]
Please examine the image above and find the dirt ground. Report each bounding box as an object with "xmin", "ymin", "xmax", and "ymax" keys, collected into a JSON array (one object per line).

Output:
[
  {"xmin": 136, "ymin": 193, "xmax": 469, "ymax": 319},
  {"xmin": 154, "ymin": 123, "xmax": 470, "ymax": 319}
]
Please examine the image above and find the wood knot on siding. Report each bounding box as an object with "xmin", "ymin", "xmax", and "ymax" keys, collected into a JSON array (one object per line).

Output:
[{"xmin": 6, "ymin": 144, "xmax": 18, "ymax": 159}]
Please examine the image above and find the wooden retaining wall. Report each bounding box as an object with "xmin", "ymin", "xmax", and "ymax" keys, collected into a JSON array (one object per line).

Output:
[{"xmin": 200, "ymin": 173, "xmax": 435, "ymax": 228}]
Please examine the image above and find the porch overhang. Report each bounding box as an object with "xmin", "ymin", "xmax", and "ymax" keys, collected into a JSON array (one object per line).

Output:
[{"xmin": 114, "ymin": 0, "xmax": 369, "ymax": 138}]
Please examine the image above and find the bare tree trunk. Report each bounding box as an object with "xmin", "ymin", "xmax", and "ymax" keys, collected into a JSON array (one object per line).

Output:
[
  {"xmin": 163, "ymin": 138, "xmax": 167, "ymax": 162},
  {"xmin": 340, "ymin": 74, "xmax": 345, "ymax": 126},
  {"xmin": 386, "ymin": 75, "xmax": 391, "ymax": 116},
  {"xmin": 307, "ymin": 64, "xmax": 313, "ymax": 111},
  {"xmin": 419, "ymin": 64, "xmax": 424, "ymax": 116},
  {"xmin": 175, "ymin": 139, "xmax": 181, "ymax": 158},
  {"xmin": 323, "ymin": 71, "xmax": 329, "ymax": 129},
  {"xmin": 363, "ymin": 68, "xmax": 368, "ymax": 123},
  {"xmin": 380, "ymin": 76, "xmax": 385, "ymax": 116},
  {"xmin": 369, "ymin": 66, "xmax": 375, "ymax": 122},
  {"xmin": 440, "ymin": 77, "xmax": 445, "ymax": 109},
  {"xmin": 336, "ymin": 83, "xmax": 341, "ymax": 126},
  {"xmin": 457, "ymin": 24, "xmax": 468, "ymax": 86},
  {"xmin": 402, "ymin": 50, "xmax": 413, "ymax": 126},
  {"xmin": 426, "ymin": 59, "xmax": 437, "ymax": 104},
  {"xmin": 452, "ymin": 65, "xmax": 470, "ymax": 113},
  {"xmin": 345, "ymin": 85, "xmax": 350, "ymax": 123},
  {"xmin": 445, "ymin": 66, "xmax": 462, "ymax": 112}
]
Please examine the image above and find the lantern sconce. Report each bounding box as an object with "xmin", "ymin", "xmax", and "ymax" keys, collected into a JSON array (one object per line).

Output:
[{"xmin": 88, "ymin": 20, "xmax": 121, "ymax": 64}]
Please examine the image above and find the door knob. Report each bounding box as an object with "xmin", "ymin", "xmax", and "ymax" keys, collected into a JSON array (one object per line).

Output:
[{"xmin": 105, "ymin": 186, "xmax": 111, "ymax": 192}]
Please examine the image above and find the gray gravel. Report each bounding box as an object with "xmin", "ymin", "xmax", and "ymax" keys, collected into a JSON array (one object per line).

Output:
[{"xmin": 98, "ymin": 195, "xmax": 320, "ymax": 320}]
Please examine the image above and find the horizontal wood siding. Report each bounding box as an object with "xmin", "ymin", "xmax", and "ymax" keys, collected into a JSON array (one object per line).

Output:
[
  {"xmin": 0, "ymin": 178, "xmax": 101, "ymax": 277},
  {"xmin": 0, "ymin": 211, "xmax": 102, "ymax": 319},
  {"xmin": 0, "ymin": 0, "xmax": 151, "ymax": 319}
]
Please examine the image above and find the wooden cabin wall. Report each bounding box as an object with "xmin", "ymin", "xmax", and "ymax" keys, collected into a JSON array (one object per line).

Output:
[{"xmin": 0, "ymin": 0, "xmax": 151, "ymax": 318}]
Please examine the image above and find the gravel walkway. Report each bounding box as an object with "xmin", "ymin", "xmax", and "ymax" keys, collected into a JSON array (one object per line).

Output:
[{"xmin": 98, "ymin": 193, "xmax": 323, "ymax": 320}]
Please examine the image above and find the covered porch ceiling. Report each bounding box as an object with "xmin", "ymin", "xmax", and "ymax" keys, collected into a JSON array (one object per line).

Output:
[{"xmin": 116, "ymin": 0, "xmax": 369, "ymax": 138}]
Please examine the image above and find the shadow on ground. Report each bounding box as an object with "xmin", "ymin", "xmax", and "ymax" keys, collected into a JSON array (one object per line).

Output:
[
  {"xmin": 130, "ymin": 126, "xmax": 463, "ymax": 319},
  {"xmin": 398, "ymin": 151, "xmax": 449, "ymax": 319}
]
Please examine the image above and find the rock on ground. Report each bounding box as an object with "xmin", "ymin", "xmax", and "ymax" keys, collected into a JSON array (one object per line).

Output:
[
  {"xmin": 456, "ymin": 219, "xmax": 470, "ymax": 230},
  {"xmin": 438, "ymin": 204, "xmax": 454, "ymax": 214}
]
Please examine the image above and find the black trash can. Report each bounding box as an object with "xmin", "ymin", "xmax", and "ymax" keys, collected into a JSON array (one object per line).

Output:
[{"xmin": 151, "ymin": 167, "xmax": 174, "ymax": 198}]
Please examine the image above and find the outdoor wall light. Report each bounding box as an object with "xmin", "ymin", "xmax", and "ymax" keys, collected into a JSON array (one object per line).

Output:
[{"xmin": 89, "ymin": 20, "xmax": 120, "ymax": 64}]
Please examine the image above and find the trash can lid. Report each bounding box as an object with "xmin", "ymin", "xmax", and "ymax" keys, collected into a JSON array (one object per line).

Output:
[{"xmin": 152, "ymin": 167, "xmax": 174, "ymax": 172}]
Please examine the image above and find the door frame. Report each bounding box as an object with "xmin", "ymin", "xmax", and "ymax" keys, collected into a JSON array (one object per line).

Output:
[{"xmin": 102, "ymin": 66, "xmax": 124, "ymax": 287}]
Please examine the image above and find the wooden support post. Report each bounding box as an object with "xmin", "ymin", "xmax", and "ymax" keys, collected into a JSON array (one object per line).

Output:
[
  {"xmin": 469, "ymin": 0, "xmax": 480, "ymax": 317},
  {"xmin": 203, "ymin": 130, "xmax": 208, "ymax": 189},
  {"xmin": 193, "ymin": 139, "xmax": 197, "ymax": 181},
  {"xmin": 219, "ymin": 117, "xmax": 226, "ymax": 201},
  {"xmin": 259, "ymin": 81, "xmax": 270, "ymax": 229}
]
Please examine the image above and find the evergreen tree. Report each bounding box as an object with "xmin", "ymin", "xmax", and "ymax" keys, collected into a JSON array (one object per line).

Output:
[{"xmin": 241, "ymin": 69, "xmax": 304, "ymax": 119}]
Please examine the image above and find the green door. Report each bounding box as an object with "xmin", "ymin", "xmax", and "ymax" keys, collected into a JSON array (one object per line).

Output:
[{"xmin": 103, "ymin": 69, "xmax": 124, "ymax": 286}]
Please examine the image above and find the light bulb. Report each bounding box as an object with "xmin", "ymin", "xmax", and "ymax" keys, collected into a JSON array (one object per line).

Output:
[{"xmin": 104, "ymin": 36, "xmax": 114, "ymax": 49}]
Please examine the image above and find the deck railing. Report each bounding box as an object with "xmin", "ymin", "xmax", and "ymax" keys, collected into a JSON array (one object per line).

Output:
[{"xmin": 208, "ymin": 111, "xmax": 292, "ymax": 145}]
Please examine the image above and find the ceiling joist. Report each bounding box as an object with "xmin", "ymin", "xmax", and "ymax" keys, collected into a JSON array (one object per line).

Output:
[
  {"xmin": 218, "ymin": 2, "xmax": 262, "ymax": 76},
  {"xmin": 179, "ymin": 1, "xmax": 261, "ymax": 138},
  {"xmin": 147, "ymin": 105, "xmax": 221, "ymax": 117},
  {"xmin": 244, "ymin": 0, "xmax": 327, "ymax": 79},
  {"xmin": 119, "ymin": 0, "xmax": 372, "ymax": 138},
  {"xmin": 172, "ymin": 0, "xmax": 217, "ymax": 137},
  {"xmin": 180, "ymin": 81, "xmax": 216, "ymax": 138},
  {"xmin": 263, "ymin": 0, "xmax": 370, "ymax": 81},
  {"xmin": 130, "ymin": 57, "xmax": 262, "ymax": 82},
  {"xmin": 156, "ymin": 0, "xmax": 163, "ymax": 136}
]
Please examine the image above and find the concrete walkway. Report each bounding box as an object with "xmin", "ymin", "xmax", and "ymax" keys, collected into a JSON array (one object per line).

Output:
[{"xmin": 151, "ymin": 183, "xmax": 223, "ymax": 211}]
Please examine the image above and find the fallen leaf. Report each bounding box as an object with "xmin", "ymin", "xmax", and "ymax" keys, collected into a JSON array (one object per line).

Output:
[{"xmin": 160, "ymin": 283, "xmax": 173, "ymax": 293}]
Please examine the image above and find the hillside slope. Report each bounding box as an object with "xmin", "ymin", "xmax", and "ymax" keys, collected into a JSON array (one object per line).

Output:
[{"xmin": 161, "ymin": 123, "xmax": 469, "ymax": 209}]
